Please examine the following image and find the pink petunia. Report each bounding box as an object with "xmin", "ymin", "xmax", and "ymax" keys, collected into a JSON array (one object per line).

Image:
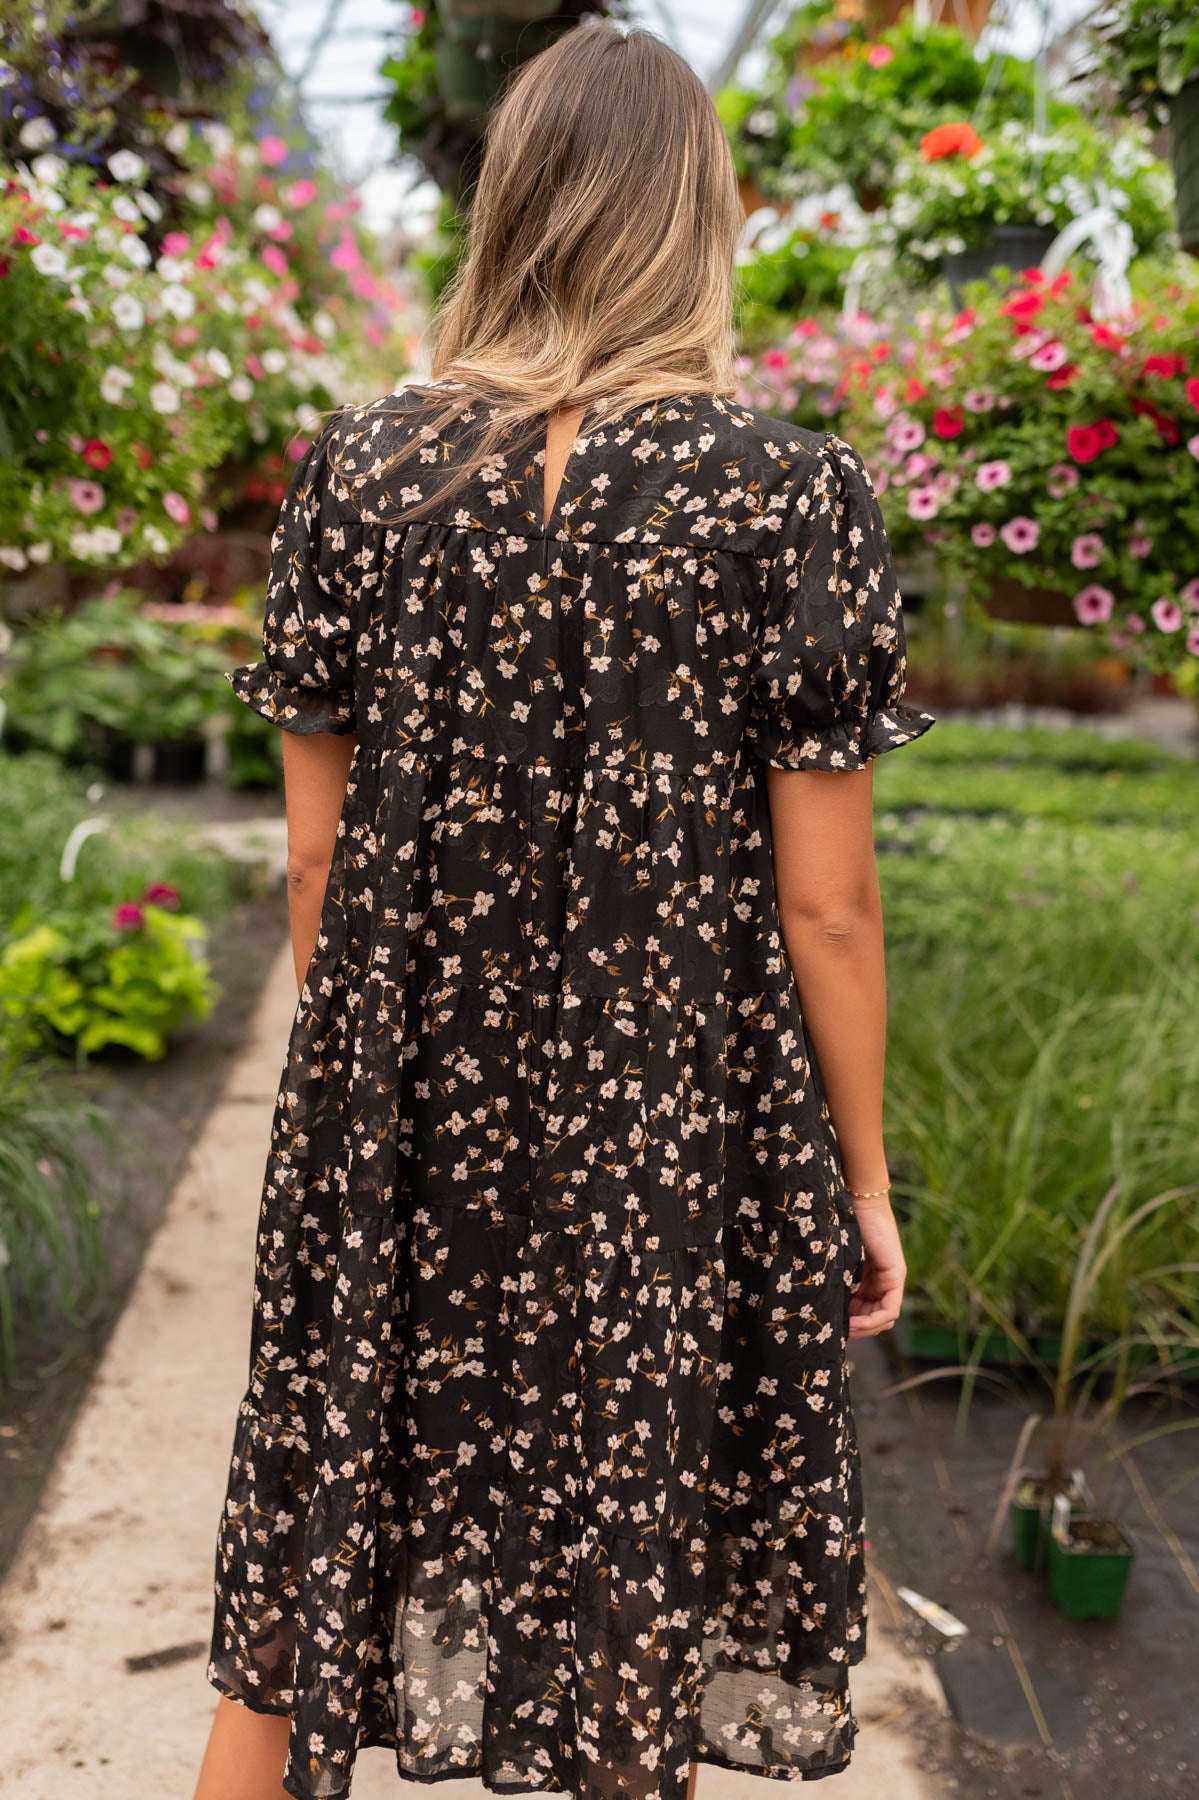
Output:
[
  {"xmin": 112, "ymin": 902, "xmax": 145, "ymax": 931},
  {"xmin": 1030, "ymin": 339, "xmax": 1068, "ymax": 372},
  {"xmin": 1188, "ymin": 433, "xmax": 1199, "ymax": 461},
  {"xmin": 971, "ymin": 522, "xmax": 996, "ymax": 547},
  {"xmin": 907, "ymin": 485, "xmax": 940, "ymax": 520},
  {"xmin": 1125, "ymin": 612, "xmax": 1146, "ymax": 634},
  {"xmin": 69, "ymin": 478, "xmax": 105, "ymax": 516},
  {"xmin": 1047, "ymin": 463, "xmax": 1079, "ymax": 498},
  {"xmin": 1150, "ymin": 598, "xmax": 1183, "ymax": 632},
  {"xmin": 1070, "ymin": 534, "xmax": 1104, "ymax": 570},
  {"xmin": 891, "ymin": 418, "xmax": 926, "ymax": 453},
  {"xmin": 963, "ymin": 387, "xmax": 995, "ymax": 413},
  {"xmin": 1000, "ymin": 516, "xmax": 1040, "ymax": 554},
  {"xmin": 329, "ymin": 233, "xmax": 362, "ymax": 273},
  {"xmin": 261, "ymin": 244, "xmax": 288, "ymax": 277},
  {"xmin": 1073, "ymin": 584, "xmax": 1115, "ymax": 625},
  {"xmin": 283, "ymin": 178, "xmax": 319, "ymax": 209},
  {"xmin": 906, "ymin": 452, "xmax": 936, "ymax": 479},
  {"xmin": 1181, "ymin": 578, "xmax": 1199, "ymax": 610},
  {"xmin": 258, "ymin": 135, "xmax": 288, "ymax": 166},
  {"xmin": 163, "ymin": 492, "xmax": 191, "ymax": 527},
  {"xmin": 142, "ymin": 882, "xmax": 180, "ymax": 909},
  {"xmin": 1187, "ymin": 627, "xmax": 1199, "ymax": 656},
  {"xmin": 161, "ymin": 231, "xmax": 190, "ymax": 257},
  {"xmin": 1128, "ymin": 535, "xmax": 1153, "ymax": 558},
  {"xmin": 866, "ymin": 43, "xmax": 894, "ymax": 66},
  {"xmin": 200, "ymin": 507, "xmax": 218, "ymax": 532},
  {"xmin": 976, "ymin": 460, "xmax": 1012, "ymax": 491}
]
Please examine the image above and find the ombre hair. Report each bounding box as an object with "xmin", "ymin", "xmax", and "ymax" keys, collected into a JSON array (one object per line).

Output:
[{"xmin": 341, "ymin": 18, "xmax": 744, "ymax": 521}]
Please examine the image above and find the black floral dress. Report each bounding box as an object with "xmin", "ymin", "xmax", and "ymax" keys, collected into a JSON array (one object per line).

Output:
[{"xmin": 211, "ymin": 385, "xmax": 935, "ymax": 1800}]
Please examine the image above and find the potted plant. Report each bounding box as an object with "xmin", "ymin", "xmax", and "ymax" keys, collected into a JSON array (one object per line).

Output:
[
  {"xmin": 839, "ymin": 264, "xmax": 1199, "ymax": 671},
  {"xmin": 872, "ymin": 116, "xmax": 1174, "ymax": 295},
  {"xmin": 1092, "ymin": 0, "xmax": 1199, "ymax": 253},
  {"xmin": 1046, "ymin": 1498, "xmax": 1136, "ymax": 1619}
]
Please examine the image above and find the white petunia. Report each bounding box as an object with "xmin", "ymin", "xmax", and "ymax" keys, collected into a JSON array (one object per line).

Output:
[
  {"xmin": 261, "ymin": 348, "xmax": 286, "ymax": 375},
  {"xmin": 202, "ymin": 122, "xmax": 234, "ymax": 159},
  {"xmin": 30, "ymin": 243, "xmax": 68, "ymax": 277},
  {"xmin": 183, "ymin": 178, "xmax": 212, "ymax": 208},
  {"xmin": 228, "ymin": 375, "xmax": 254, "ymax": 402},
  {"xmin": 135, "ymin": 190, "xmax": 162, "ymax": 223},
  {"xmin": 27, "ymin": 542, "xmax": 53, "ymax": 565},
  {"xmin": 206, "ymin": 347, "xmax": 233, "ymax": 379},
  {"xmin": 164, "ymin": 121, "xmax": 191, "ymax": 156},
  {"xmin": 143, "ymin": 525, "xmax": 170, "ymax": 556},
  {"xmin": 252, "ymin": 204, "xmax": 283, "ymax": 232},
  {"xmin": 111, "ymin": 293, "xmax": 144, "ymax": 329},
  {"xmin": 0, "ymin": 547, "xmax": 28, "ymax": 572},
  {"xmin": 100, "ymin": 365, "xmax": 134, "ymax": 404},
  {"xmin": 295, "ymin": 403, "xmax": 322, "ymax": 432},
  {"xmin": 112, "ymin": 195, "xmax": 141, "ymax": 224},
  {"xmin": 160, "ymin": 283, "xmax": 195, "ymax": 321},
  {"xmin": 107, "ymin": 149, "xmax": 146, "ymax": 183},
  {"xmin": 155, "ymin": 254, "xmax": 189, "ymax": 283},
  {"xmin": 30, "ymin": 153, "xmax": 66, "ymax": 186},
  {"xmin": 149, "ymin": 381, "xmax": 180, "ymax": 414},
  {"xmin": 120, "ymin": 234, "xmax": 151, "ymax": 268},
  {"xmin": 103, "ymin": 263, "xmax": 132, "ymax": 288},
  {"xmin": 312, "ymin": 311, "xmax": 335, "ymax": 341},
  {"xmin": 19, "ymin": 117, "xmax": 55, "ymax": 150}
]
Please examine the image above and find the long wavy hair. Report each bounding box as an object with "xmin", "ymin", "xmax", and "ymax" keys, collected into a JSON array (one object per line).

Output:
[{"xmin": 338, "ymin": 18, "xmax": 744, "ymax": 523}]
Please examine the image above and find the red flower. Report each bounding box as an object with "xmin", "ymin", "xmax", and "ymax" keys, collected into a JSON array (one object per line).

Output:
[
  {"xmin": 1142, "ymin": 353, "xmax": 1185, "ymax": 378},
  {"xmin": 933, "ymin": 406, "xmax": 964, "ymax": 438},
  {"xmin": 14, "ymin": 226, "xmax": 40, "ymax": 246},
  {"xmin": 904, "ymin": 377, "xmax": 927, "ymax": 403},
  {"xmin": 1090, "ymin": 323, "xmax": 1123, "ymax": 352},
  {"xmin": 1017, "ymin": 267, "xmax": 1045, "ymax": 285},
  {"xmin": 130, "ymin": 442, "xmax": 153, "ymax": 470},
  {"xmin": 1046, "ymin": 364, "xmax": 1079, "ymax": 390},
  {"xmin": 1132, "ymin": 399, "xmax": 1178, "ymax": 445},
  {"xmin": 1186, "ymin": 377, "xmax": 1199, "ymax": 410},
  {"xmin": 112, "ymin": 902, "xmax": 145, "ymax": 932},
  {"xmin": 1048, "ymin": 271, "xmax": 1073, "ymax": 296},
  {"xmin": 82, "ymin": 438, "xmax": 112, "ymax": 471},
  {"xmin": 1094, "ymin": 419, "xmax": 1119, "ymax": 449},
  {"xmin": 142, "ymin": 883, "xmax": 180, "ymax": 909},
  {"xmin": 920, "ymin": 122, "xmax": 983, "ymax": 161},
  {"xmin": 1066, "ymin": 425, "xmax": 1104, "ymax": 463},
  {"xmin": 1000, "ymin": 290, "xmax": 1043, "ymax": 322}
]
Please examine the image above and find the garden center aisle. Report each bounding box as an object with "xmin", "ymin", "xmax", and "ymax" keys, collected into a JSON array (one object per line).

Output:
[{"xmin": 0, "ymin": 942, "xmax": 950, "ymax": 1800}]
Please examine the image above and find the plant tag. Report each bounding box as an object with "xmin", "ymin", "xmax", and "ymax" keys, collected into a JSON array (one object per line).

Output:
[
  {"xmin": 896, "ymin": 1585, "xmax": 969, "ymax": 1638},
  {"xmin": 1052, "ymin": 1490, "xmax": 1072, "ymax": 1542}
]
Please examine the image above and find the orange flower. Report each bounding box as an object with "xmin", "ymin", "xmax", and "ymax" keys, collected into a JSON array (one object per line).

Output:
[{"xmin": 920, "ymin": 122, "xmax": 982, "ymax": 162}]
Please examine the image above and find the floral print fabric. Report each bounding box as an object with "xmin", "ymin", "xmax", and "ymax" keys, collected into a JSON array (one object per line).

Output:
[{"xmin": 210, "ymin": 386, "xmax": 935, "ymax": 1800}]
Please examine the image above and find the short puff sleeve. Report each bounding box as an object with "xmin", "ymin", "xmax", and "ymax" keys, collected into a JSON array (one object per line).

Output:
[
  {"xmin": 746, "ymin": 432, "xmax": 935, "ymax": 771},
  {"xmin": 227, "ymin": 415, "xmax": 360, "ymax": 736}
]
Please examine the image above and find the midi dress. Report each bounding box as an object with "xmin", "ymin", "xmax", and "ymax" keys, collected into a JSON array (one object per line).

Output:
[{"xmin": 210, "ymin": 384, "xmax": 935, "ymax": 1800}]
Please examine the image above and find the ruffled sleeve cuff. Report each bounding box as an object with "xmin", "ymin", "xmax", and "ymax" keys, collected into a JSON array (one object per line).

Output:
[
  {"xmin": 748, "ymin": 700, "xmax": 936, "ymax": 772},
  {"xmin": 226, "ymin": 662, "xmax": 357, "ymax": 737}
]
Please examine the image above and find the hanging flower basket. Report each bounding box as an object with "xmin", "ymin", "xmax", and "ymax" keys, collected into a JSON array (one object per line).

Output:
[
  {"xmin": 943, "ymin": 224, "xmax": 1058, "ymax": 303},
  {"xmin": 1172, "ymin": 79, "xmax": 1199, "ymax": 256}
]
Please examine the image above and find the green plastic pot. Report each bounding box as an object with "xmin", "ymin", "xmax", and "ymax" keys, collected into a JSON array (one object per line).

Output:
[
  {"xmin": 1010, "ymin": 1479, "xmax": 1052, "ymax": 1573},
  {"xmin": 1047, "ymin": 1517, "xmax": 1134, "ymax": 1620},
  {"xmin": 1171, "ymin": 79, "xmax": 1199, "ymax": 258}
]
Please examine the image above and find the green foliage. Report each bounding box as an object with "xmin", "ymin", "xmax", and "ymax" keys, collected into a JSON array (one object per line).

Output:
[
  {"xmin": 2, "ymin": 592, "xmax": 229, "ymax": 759},
  {"xmin": 0, "ymin": 1043, "xmax": 110, "ymax": 1390},
  {"xmin": 1092, "ymin": 0, "xmax": 1199, "ymax": 120},
  {"xmin": 734, "ymin": 226, "xmax": 857, "ymax": 348},
  {"xmin": 0, "ymin": 895, "xmax": 215, "ymax": 1061},
  {"xmin": 877, "ymin": 722, "xmax": 1199, "ymax": 1344}
]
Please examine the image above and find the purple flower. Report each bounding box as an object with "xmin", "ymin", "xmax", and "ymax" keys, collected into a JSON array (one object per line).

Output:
[
  {"xmin": 976, "ymin": 460, "xmax": 1012, "ymax": 491},
  {"xmin": 1073, "ymin": 584, "xmax": 1115, "ymax": 625},
  {"xmin": 1150, "ymin": 598, "xmax": 1182, "ymax": 632},
  {"xmin": 971, "ymin": 522, "xmax": 996, "ymax": 547},
  {"xmin": 1000, "ymin": 516, "xmax": 1040, "ymax": 554},
  {"xmin": 1070, "ymin": 534, "xmax": 1104, "ymax": 570},
  {"xmin": 907, "ymin": 485, "xmax": 940, "ymax": 520},
  {"xmin": 1047, "ymin": 463, "xmax": 1079, "ymax": 498}
]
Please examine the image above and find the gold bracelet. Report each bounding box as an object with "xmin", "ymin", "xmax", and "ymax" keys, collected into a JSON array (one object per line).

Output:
[{"xmin": 846, "ymin": 1183, "xmax": 891, "ymax": 1201}]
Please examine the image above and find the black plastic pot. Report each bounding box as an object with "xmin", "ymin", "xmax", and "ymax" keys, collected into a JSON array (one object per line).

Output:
[
  {"xmin": 1172, "ymin": 79, "xmax": 1199, "ymax": 258},
  {"xmin": 943, "ymin": 224, "xmax": 1058, "ymax": 302},
  {"xmin": 152, "ymin": 737, "xmax": 208, "ymax": 785}
]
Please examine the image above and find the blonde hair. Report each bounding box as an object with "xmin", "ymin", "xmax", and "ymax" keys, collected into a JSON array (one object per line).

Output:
[{"xmin": 342, "ymin": 18, "xmax": 744, "ymax": 522}]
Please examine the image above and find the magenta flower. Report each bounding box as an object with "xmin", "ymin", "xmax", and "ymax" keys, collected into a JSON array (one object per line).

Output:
[
  {"xmin": 163, "ymin": 492, "xmax": 191, "ymax": 527},
  {"xmin": 907, "ymin": 485, "xmax": 940, "ymax": 520},
  {"xmin": 1181, "ymin": 579, "xmax": 1199, "ymax": 610},
  {"xmin": 258, "ymin": 135, "xmax": 288, "ymax": 166},
  {"xmin": 1046, "ymin": 463, "xmax": 1079, "ymax": 498},
  {"xmin": 112, "ymin": 902, "xmax": 145, "ymax": 931},
  {"xmin": 1187, "ymin": 627, "xmax": 1199, "ymax": 656},
  {"xmin": 1128, "ymin": 536, "xmax": 1153, "ymax": 559},
  {"xmin": 1029, "ymin": 339, "xmax": 1068, "ymax": 372},
  {"xmin": 283, "ymin": 178, "xmax": 319, "ymax": 209},
  {"xmin": 1070, "ymin": 534, "xmax": 1104, "ymax": 570},
  {"xmin": 963, "ymin": 387, "xmax": 995, "ymax": 413},
  {"xmin": 976, "ymin": 460, "xmax": 1012, "ymax": 491},
  {"xmin": 69, "ymin": 478, "xmax": 105, "ymax": 516},
  {"xmin": 1073, "ymin": 584, "xmax": 1115, "ymax": 625},
  {"xmin": 261, "ymin": 244, "xmax": 288, "ymax": 277},
  {"xmin": 329, "ymin": 233, "xmax": 362, "ymax": 273},
  {"xmin": 1000, "ymin": 516, "xmax": 1040, "ymax": 554},
  {"xmin": 971, "ymin": 522, "xmax": 996, "ymax": 547},
  {"xmin": 142, "ymin": 882, "xmax": 180, "ymax": 909},
  {"xmin": 892, "ymin": 419, "xmax": 926, "ymax": 453},
  {"xmin": 1150, "ymin": 598, "xmax": 1183, "ymax": 632}
]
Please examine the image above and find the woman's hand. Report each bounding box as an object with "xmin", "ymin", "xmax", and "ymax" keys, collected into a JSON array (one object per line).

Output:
[{"xmin": 847, "ymin": 1195, "xmax": 906, "ymax": 1338}]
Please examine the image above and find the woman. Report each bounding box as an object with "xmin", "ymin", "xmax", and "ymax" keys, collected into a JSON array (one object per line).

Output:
[{"xmin": 195, "ymin": 19, "xmax": 934, "ymax": 1800}]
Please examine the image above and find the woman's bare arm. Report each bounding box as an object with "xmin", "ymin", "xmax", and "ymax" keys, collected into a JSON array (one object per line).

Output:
[
  {"xmin": 281, "ymin": 731, "xmax": 356, "ymax": 991},
  {"xmin": 765, "ymin": 762, "xmax": 905, "ymax": 1336}
]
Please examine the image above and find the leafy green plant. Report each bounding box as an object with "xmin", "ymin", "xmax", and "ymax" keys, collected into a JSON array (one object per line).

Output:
[
  {"xmin": 0, "ymin": 887, "xmax": 215, "ymax": 1061},
  {"xmin": 0, "ymin": 1040, "xmax": 111, "ymax": 1390},
  {"xmin": 1092, "ymin": 0, "xmax": 1199, "ymax": 122}
]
